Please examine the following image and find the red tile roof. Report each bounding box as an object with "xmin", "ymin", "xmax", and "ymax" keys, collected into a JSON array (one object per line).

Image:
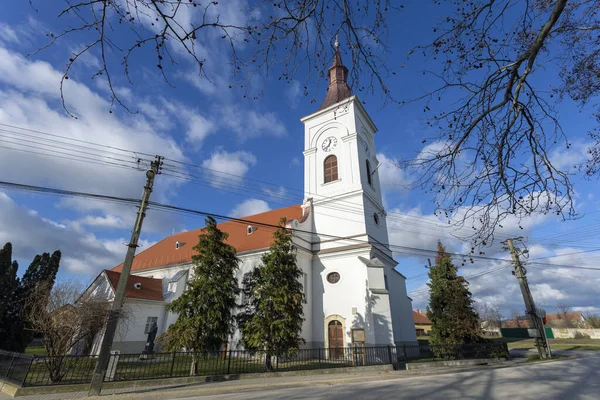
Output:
[
  {"xmin": 413, "ymin": 310, "xmax": 431, "ymax": 325},
  {"xmin": 112, "ymin": 205, "xmax": 302, "ymax": 273},
  {"xmin": 502, "ymin": 319, "xmax": 532, "ymax": 328},
  {"xmin": 546, "ymin": 312, "xmax": 582, "ymax": 322},
  {"xmin": 503, "ymin": 312, "xmax": 583, "ymax": 329},
  {"xmin": 104, "ymin": 270, "xmax": 164, "ymax": 301}
]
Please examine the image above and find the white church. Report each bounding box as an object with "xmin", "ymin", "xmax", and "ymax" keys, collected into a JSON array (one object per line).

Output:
[{"xmin": 82, "ymin": 44, "xmax": 417, "ymax": 354}]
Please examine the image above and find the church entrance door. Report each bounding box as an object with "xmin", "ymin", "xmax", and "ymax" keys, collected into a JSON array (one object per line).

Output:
[{"xmin": 328, "ymin": 320, "xmax": 344, "ymax": 358}]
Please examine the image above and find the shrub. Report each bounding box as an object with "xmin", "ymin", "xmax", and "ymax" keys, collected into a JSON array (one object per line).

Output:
[{"xmin": 573, "ymin": 331, "xmax": 591, "ymax": 339}]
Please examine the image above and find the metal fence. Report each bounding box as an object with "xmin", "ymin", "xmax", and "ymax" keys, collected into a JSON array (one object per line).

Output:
[
  {"xmin": 397, "ymin": 342, "xmax": 509, "ymax": 363},
  {"xmin": 1, "ymin": 343, "xmax": 508, "ymax": 387},
  {"xmin": 0, "ymin": 350, "xmax": 34, "ymax": 385}
]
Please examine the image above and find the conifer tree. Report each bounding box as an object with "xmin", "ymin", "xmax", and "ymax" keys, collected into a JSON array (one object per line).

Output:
[
  {"xmin": 0, "ymin": 243, "xmax": 20, "ymax": 351},
  {"xmin": 162, "ymin": 216, "xmax": 240, "ymax": 375},
  {"xmin": 18, "ymin": 251, "xmax": 62, "ymax": 351},
  {"xmin": 426, "ymin": 241, "xmax": 481, "ymax": 346},
  {"xmin": 239, "ymin": 218, "xmax": 304, "ymax": 370}
]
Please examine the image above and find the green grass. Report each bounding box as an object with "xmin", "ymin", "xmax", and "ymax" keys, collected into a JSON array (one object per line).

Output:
[
  {"xmin": 504, "ymin": 338, "xmax": 600, "ymax": 351},
  {"xmin": 24, "ymin": 346, "xmax": 46, "ymax": 356}
]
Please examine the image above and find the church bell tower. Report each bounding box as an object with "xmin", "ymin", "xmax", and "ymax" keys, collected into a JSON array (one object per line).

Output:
[{"xmin": 300, "ymin": 40, "xmax": 389, "ymax": 249}]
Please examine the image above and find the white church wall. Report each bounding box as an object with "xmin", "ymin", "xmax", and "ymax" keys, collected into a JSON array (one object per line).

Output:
[
  {"xmin": 314, "ymin": 249, "xmax": 386, "ymax": 347},
  {"xmin": 387, "ymin": 268, "xmax": 418, "ymax": 345}
]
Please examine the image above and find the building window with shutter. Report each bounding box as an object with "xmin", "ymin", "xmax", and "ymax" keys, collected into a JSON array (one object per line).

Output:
[
  {"xmin": 324, "ymin": 155, "xmax": 338, "ymax": 183},
  {"xmin": 366, "ymin": 159, "xmax": 372, "ymax": 186},
  {"xmin": 144, "ymin": 317, "xmax": 158, "ymax": 334}
]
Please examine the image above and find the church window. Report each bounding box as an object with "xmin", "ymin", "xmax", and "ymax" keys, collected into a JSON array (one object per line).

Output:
[
  {"xmin": 373, "ymin": 213, "xmax": 379, "ymax": 225},
  {"xmin": 324, "ymin": 155, "xmax": 338, "ymax": 183},
  {"xmin": 327, "ymin": 272, "xmax": 340, "ymax": 284},
  {"xmin": 303, "ymin": 273, "xmax": 308, "ymax": 304},
  {"xmin": 366, "ymin": 159, "xmax": 372, "ymax": 186},
  {"xmin": 241, "ymin": 273, "xmax": 252, "ymax": 306}
]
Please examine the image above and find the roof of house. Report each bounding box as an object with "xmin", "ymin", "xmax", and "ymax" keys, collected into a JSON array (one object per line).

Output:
[
  {"xmin": 502, "ymin": 319, "xmax": 532, "ymax": 328},
  {"xmin": 413, "ymin": 310, "xmax": 431, "ymax": 325},
  {"xmin": 104, "ymin": 270, "xmax": 164, "ymax": 301},
  {"xmin": 112, "ymin": 205, "xmax": 303, "ymax": 273},
  {"xmin": 546, "ymin": 312, "xmax": 583, "ymax": 322},
  {"xmin": 502, "ymin": 312, "xmax": 584, "ymax": 328}
]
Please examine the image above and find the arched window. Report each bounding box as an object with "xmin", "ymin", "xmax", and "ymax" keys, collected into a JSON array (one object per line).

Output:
[
  {"xmin": 366, "ymin": 159, "xmax": 372, "ymax": 186},
  {"xmin": 324, "ymin": 155, "xmax": 338, "ymax": 183}
]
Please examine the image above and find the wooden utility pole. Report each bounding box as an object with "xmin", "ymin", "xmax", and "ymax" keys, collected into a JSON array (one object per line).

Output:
[
  {"xmin": 505, "ymin": 238, "xmax": 551, "ymax": 359},
  {"xmin": 88, "ymin": 156, "xmax": 163, "ymax": 396}
]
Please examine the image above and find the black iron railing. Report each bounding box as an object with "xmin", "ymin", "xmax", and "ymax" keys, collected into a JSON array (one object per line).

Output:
[
  {"xmin": 0, "ymin": 350, "xmax": 34, "ymax": 385},
  {"xmin": 0, "ymin": 343, "xmax": 508, "ymax": 387}
]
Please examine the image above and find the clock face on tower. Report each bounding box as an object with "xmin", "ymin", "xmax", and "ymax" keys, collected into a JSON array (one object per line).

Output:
[{"xmin": 322, "ymin": 136, "xmax": 338, "ymax": 152}]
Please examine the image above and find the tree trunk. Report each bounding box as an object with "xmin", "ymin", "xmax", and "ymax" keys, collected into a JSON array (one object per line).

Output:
[{"xmin": 190, "ymin": 354, "xmax": 198, "ymax": 376}]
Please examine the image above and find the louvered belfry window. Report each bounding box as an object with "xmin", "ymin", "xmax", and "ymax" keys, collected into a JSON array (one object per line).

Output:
[{"xmin": 324, "ymin": 155, "xmax": 338, "ymax": 183}]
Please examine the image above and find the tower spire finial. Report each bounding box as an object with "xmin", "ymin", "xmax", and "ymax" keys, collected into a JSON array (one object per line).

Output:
[{"xmin": 334, "ymin": 34, "xmax": 339, "ymax": 49}]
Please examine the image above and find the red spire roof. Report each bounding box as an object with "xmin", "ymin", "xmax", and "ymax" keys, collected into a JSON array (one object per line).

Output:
[{"xmin": 317, "ymin": 42, "xmax": 351, "ymax": 111}]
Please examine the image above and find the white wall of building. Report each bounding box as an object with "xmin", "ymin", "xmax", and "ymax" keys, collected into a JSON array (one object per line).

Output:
[{"xmin": 387, "ymin": 268, "xmax": 418, "ymax": 345}]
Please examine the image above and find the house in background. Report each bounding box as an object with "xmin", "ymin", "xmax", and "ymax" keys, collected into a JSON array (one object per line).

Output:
[
  {"xmin": 78, "ymin": 270, "xmax": 187, "ymax": 354},
  {"xmin": 502, "ymin": 312, "xmax": 585, "ymax": 329},
  {"xmin": 413, "ymin": 310, "xmax": 432, "ymax": 337},
  {"xmin": 78, "ymin": 45, "xmax": 418, "ymax": 355}
]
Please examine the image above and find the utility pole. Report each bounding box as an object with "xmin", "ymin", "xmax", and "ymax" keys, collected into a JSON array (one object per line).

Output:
[
  {"xmin": 88, "ymin": 156, "xmax": 163, "ymax": 396},
  {"xmin": 505, "ymin": 238, "xmax": 551, "ymax": 360}
]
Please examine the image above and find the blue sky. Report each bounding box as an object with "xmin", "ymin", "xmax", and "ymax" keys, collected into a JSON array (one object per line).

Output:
[{"xmin": 1, "ymin": 1, "xmax": 599, "ymax": 317}]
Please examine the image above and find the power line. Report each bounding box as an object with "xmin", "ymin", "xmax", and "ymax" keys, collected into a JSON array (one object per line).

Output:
[{"xmin": 0, "ymin": 123, "xmax": 155, "ymax": 157}]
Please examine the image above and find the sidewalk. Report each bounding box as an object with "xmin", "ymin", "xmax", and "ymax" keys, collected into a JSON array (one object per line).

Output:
[{"xmin": 1, "ymin": 360, "xmax": 527, "ymax": 400}]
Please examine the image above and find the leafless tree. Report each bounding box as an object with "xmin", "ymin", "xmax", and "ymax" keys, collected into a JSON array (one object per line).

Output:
[
  {"xmin": 555, "ymin": 303, "xmax": 578, "ymax": 328},
  {"xmin": 402, "ymin": 0, "xmax": 600, "ymax": 245},
  {"xmin": 510, "ymin": 309, "xmax": 527, "ymax": 328},
  {"xmin": 584, "ymin": 314, "xmax": 600, "ymax": 329},
  {"xmin": 34, "ymin": 0, "xmax": 399, "ymax": 117},
  {"xmin": 477, "ymin": 303, "xmax": 503, "ymax": 332},
  {"xmin": 24, "ymin": 280, "xmax": 124, "ymax": 382}
]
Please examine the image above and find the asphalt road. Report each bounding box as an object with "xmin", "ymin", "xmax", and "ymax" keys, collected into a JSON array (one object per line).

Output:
[{"xmin": 184, "ymin": 353, "xmax": 600, "ymax": 400}]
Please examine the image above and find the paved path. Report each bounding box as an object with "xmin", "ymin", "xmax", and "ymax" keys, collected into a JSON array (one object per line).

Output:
[{"xmin": 176, "ymin": 353, "xmax": 600, "ymax": 400}]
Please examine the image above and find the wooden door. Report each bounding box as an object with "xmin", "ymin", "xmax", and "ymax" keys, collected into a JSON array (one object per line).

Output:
[{"xmin": 328, "ymin": 321, "xmax": 343, "ymax": 358}]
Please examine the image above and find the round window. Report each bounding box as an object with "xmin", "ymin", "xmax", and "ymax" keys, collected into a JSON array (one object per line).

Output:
[
  {"xmin": 327, "ymin": 272, "xmax": 340, "ymax": 284},
  {"xmin": 373, "ymin": 213, "xmax": 379, "ymax": 225}
]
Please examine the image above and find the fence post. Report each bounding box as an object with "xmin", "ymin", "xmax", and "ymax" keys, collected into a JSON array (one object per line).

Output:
[
  {"xmin": 402, "ymin": 345, "xmax": 407, "ymax": 362},
  {"xmin": 387, "ymin": 345, "xmax": 393, "ymax": 366},
  {"xmin": 22, "ymin": 356, "xmax": 34, "ymax": 387},
  {"xmin": 170, "ymin": 352, "xmax": 177, "ymax": 378},
  {"xmin": 227, "ymin": 350, "xmax": 232, "ymax": 375},
  {"xmin": 318, "ymin": 348, "xmax": 321, "ymax": 366}
]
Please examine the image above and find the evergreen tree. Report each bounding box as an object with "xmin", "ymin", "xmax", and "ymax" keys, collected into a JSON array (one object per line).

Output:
[
  {"xmin": 0, "ymin": 243, "xmax": 20, "ymax": 350},
  {"xmin": 162, "ymin": 216, "xmax": 240, "ymax": 375},
  {"xmin": 10, "ymin": 251, "xmax": 62, "ymax": 352},
  {"xmin": 239, "ymin": 218, "xmax": 304, "ymax": 370},
  {"xmin": 426, "ymin": 241, "xmax": 481, "ymax": 346}
]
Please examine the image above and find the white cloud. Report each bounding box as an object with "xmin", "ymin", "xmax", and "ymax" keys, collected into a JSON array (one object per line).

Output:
[
  {"xmin": 229, "ymin": 199, "xmax": 271, "ymax": 218},
  {"xmin": 263, "ymin": 186, "xmax": 289, "ymax": 200},
  {"xmin": 0, "ymin": 45, "xmax": 188, "ymax": 234},
  {"xmin": 0, "ymin": 23, "xmax": 19, "ymax": 45},
  {"xmin": 74, "ymin": 215, "xmax": 127, "ymax": 230},
  {"xmin": 0, "ymin": 192, "xmax": 130, "ymax": 276},
  {"xmin": 220, "ymin": 106, "xmax": 286, "ymax": 141},
  {"xmin": 202, "ymin": 149, "xmax": 257, "ymax": 188},
  {"xmin": 185, "ymin": 113, "xmax": 215, "ymax": 146},
  {"xmin": 285, "ymin": 80, "xmax": 302, "ymax": 109},
  {"xmin": 377, "ymin": 153, "xmax": 410, "ymax": 193}
]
